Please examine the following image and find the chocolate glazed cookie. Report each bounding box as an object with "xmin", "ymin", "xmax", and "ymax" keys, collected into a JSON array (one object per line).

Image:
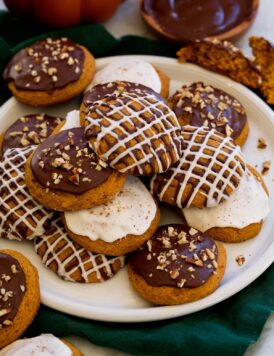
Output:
[
  {"xmin": 0, "ymin": 250, "xmax": 40, "ymax": 349},
  {"xmin": 170, "ymin": 82, "xmax": 249, "ymax": 146},
  {"xmin": 128, "ymin": 224, "xmax": 226, "ymax": 305},
  {"xmin": 0, "ymin": 113, "xmax": 63, "ymax": 158},
  {"xmin": 4, "ymin": 37, "xmax": 96, "ymax": 106},
  {"xmin": 25, "ymin": 127, "xmax": 125, "ymax": 211}
]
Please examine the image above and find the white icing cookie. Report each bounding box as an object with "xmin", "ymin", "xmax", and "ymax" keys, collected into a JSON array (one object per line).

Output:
[
  {"xmin": 0, "ymin": 146, "xmax": 53, "ymax": 240},
  {"xmin": 86, "ymin": 59, "xmax": 162, "ymax": 93},
  {"xmin": 61, "ymin": 110, "xmax": 80, "ymax": 131},
  {"xmin": 183, "ymin": 170, "xmax": 269, "ymax": 231},
  {"xmin": 0, "ymin": 334, "xmax": 72, "ymax": 356},
  {"xmin": 64, "ymin": 176, "xmax": 157, "ymax": 243}
]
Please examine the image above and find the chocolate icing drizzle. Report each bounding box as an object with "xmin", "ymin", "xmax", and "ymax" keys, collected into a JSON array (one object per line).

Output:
[
  {"xmin": 2, "ymin": 113, "xmax": 63, "ymax": 156},
  {"xmin": 4, "ymin": 38, "xmax": 84, "ymax": 91},
  {"xmin": 171, "ymin": 82, "xmax": 247, "ymax": 140},
  {"xmin": 0, "ymin": 253, "xmax": 26, "ymax": 328},
  {"xmin": 142, "ymin": 0, "xmax": 255, "ymax": 41},
  {"xmin": 31, "ymin": 127, "xmax": 112, "ymax": 194},
  {"xmin": 129, "ymin": 224, "xmax": 218, "ymax": 288}
]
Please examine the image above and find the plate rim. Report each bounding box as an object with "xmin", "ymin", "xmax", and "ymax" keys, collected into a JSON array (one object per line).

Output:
[{"xmin": 1, "ymin": 54, "xmax": 274, "ymax": 323}]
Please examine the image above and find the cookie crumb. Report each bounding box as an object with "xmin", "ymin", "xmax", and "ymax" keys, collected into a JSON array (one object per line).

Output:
[
  {"xmin": 262, "ymin": 160, "xmax": 271, "ymax": 175},
  {"xmin": 236, "ymin": 255, "xmax": 245, "ymax": 266},
  {"xmin": 257, "ymin": 137, "xmax": 267, "ymax": 149}
]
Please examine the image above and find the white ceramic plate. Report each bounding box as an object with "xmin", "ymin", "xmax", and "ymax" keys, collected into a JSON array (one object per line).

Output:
[{"xmin": 1, "ymin": 55, "xmax": 274, "ymax": 323}]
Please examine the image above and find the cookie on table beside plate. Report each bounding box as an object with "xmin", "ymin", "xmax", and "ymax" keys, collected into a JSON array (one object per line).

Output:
[
  {"xmin": 151, "ymin": 125, "xmax": 246, "ymax": 209},
  {"xmin": 3, "ymin": 37, "xmax": 95, "ymax": 106},
  {"xmin": 177, "ymin": 38, "xmax": 262, "ymax": 89},
  {"xmin": 182, "ymin": 166, "xmax": 270, "ymax": 243},
  {"xmin": 63, "ymin": 176, "xmax": 160, "ymax": 256},
  {"xmin": 0, "ymin": 250, "xmax": 40, "ymax": 349},
  {"xmin": 83, "ymin": 81, "xmax": 183, "ymax": 176},
  {"xmin": 86, "ymin": 58, "xmax": 170, "ymax": 98},
  {"xmin": 25, "ymin": 127, "xmax": 125, "ymax": 211},
  {"xmin": 128, "ymin": 224, "xmax": 226, "ymax": 305},
  {"xmin": 0, "ymin": 113, "xmax": 63, "ymax": 158},
  {"xmin": 249, "ymin": 36, "xmax": 274, "ymax": 105},
  {"xmin": 0, "ymin": 334, "xmax": 82, "ymax": 356},
  {"xmin": 35, "ymin": 217, "xmax": 125, "ymax": 283},
  {"xmin": 170, "ymin": 82, "xmax": 249, "ymax": 147}
]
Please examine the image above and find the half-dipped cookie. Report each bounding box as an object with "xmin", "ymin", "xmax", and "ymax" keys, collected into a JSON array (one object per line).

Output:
[
  {"xmin": 63, "ymin": 176, "xmax": 160, "ymax": 256},
  {"xmin": 151, "ymin": 125, "xmax": 246, "ymax": 208},
  {"xmin": 170, "ymin": 82, "xmax": 249, "ymax": 146},
  {"xmin": 25, "ymin": 127, "xmax": 125, "ymax": 211},
  {"xmin": 0, "ymin": 334, "xmax": 82, "ymax": 356},
  {"xmin": 182, "ymin": 166, "xmax": 270, "ymax": 242},
  {"xmin": 35, "ymin": 217, "xmax": 125, "ymax": 283},
  {"xmin": 128, "ymin": 224, "xmax": 226, "ymax": 305},
  {"xmin": 86, "ymin": 58, "xmax": 170, "ymax": 98},
  {"xmin": 83, "ymin": 81, "xmax": 183, "ymax": 176},
  {"xmin": 3, "ymin": 37, "xmax": 95, "ymax": 106},
  {"xmin": 0, "ymin": 250, "xmax": 40, "ymax": 348}
]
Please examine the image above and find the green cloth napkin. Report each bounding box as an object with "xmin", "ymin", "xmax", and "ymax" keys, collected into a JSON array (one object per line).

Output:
[{"xmin": 0, "ymin": 10, "xmax": 274, "ymax": 356}]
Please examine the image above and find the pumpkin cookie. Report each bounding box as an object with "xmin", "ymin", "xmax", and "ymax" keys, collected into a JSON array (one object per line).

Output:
[
  {"xmin": 25, "ymin": 127, "xmax": 125, "ymax": 211},
  {"xmin": 182, "ymin": 166, "xmax": 269, "ymax": 242},
  {"xmin": 83, "ymin": 81, "xmax": 183, "ymax": 176},
  {"xmin": 0, "ymin": 249, "xmax": 40, "ymax": 349},
  {"xmin": 63, "ymin": 176, "xmax": 160, "ymax": 256},
  {"xmin": 128, "ymin": 224, "xmax": 226, "ymax": 305},
  {"xmin": 249, "ymin": 36, "xmax": 274, "ymax": 105},
  {"xmin": 0, "ymin": 334, "xmax": 82, "ymax": 356},
  {"xmin": 3, "ymin": 37, "xmax": 95, "ymax": 106},
  {"xmin": 177, "ymin": 38, "xmax": 261, "ymax": 89},
  {"xmin": 0, "ymin": 113, "xmax": 63, "ymax": 158},
  {"xmin": 170, "ymin": 82, "xmax": 249, "ymax": 147},
  {"xmin": 35, "ymin": 217, "xmax": 125, "ymax": 283},
  {"xmin": 86, "ymin": 58, "xmax": 169, "ymax": 98},
  {"xmin": 151, "ymin": 125, "xmax": 246, "ymax": 209},
  {"xmin": 0, "ymin": 146, "xmax": 53, "ymax": 241}
]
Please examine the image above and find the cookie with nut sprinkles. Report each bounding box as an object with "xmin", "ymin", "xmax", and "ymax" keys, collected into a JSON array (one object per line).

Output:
[
  {"xmin": 128, "ymin": 224, "xmax": 226, "ymax": 305},
  {"xmin": 0, "ymin": 113, "xmax": 63, "ymax": 158},
  {"xmin": 83, "ymin": 81, "xmax": 183, "ymax": 176},
  {"xmin": 151, "ymin": 125, "xmax": 246, "ymax": 209},
  {"xmin": 0, "ymin": 249, "xmax": 40, "ymax": 349},
  {"xmin": 35, "ymin": 217, "xmax": 125, "ymax": 283},
  {"xmin": 3, "ymin": 37, "xmax": 96, "ymax": 106},
  {"xmin": 25, "ymin": 127, "xmax": 125, "ymax": 211},
  {"xmin": 170, "ymin": 82, "xmax": 249, "ymax": 147}
]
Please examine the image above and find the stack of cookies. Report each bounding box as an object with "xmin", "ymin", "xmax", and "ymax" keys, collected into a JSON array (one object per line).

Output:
[{"xmin": 0, "ymin": 36, "xmax": 270, "ymax": 310}]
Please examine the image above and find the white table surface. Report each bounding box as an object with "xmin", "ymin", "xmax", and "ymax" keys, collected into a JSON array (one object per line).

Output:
[{"xmin": 0, "ymin": 0, "xmax": 274, "ymax": 355}]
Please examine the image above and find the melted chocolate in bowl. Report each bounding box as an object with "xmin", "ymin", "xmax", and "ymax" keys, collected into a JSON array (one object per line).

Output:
[{"xmin": 142, "ymin": 0, "xmax": 254, "ymax": 41}]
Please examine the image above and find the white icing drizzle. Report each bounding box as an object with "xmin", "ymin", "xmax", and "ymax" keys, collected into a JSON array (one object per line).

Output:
[
  {"xmin": 85, "ymin": 90, "xmax": 181, "ymax": 175},
  {"xmin": 151, "ymin": 126, "xmax": 246, "ymax": 208},
  {"xmin": 61, "ymin": 110, "xmax": 80, "ymax": 131},
  {"xmin": 64, "ymin": 176, "xmax": 157, "ymax": 243},
  {"xmin": 183, "ymin": 170, "xmax": 270, "ymax": 231},
  {"xmin": 86, "ymin": 59, "xmax": 162, "ymax": 93},
  {"xmin": 0, "ymin": 334, "xmax": 72, "ymax": 356},
  {"xmin": 34, "ymin": 217, "xmax": 125, "ymax": 282},
  {"xmin": 0, "ymin": 146, "xmax": 53, "ymax": 241}
]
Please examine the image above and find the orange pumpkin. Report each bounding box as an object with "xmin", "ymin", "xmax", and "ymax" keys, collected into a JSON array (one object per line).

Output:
[{"xmin": 4, "ymin": 0, "xmax": 122, "ymax": 28}]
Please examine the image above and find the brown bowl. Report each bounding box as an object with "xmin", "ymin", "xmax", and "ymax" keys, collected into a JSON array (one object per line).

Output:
[{"xmin": 140, "ymin": 0, "xmax": 260, "ymax": 43}]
